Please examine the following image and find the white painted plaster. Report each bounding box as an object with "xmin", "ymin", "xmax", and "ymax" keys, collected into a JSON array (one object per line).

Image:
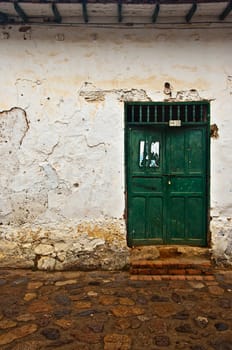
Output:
[{"xmin": 0, "ymin": 25, "xmax": 231, "ymax": 268}]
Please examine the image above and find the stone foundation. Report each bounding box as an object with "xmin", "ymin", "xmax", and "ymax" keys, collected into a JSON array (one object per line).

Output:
[
  {"xmin": 1, "ymin": 218, "xmax": 232, "ymax": 270},
  {"xmin": 0, "ymin": 219, "xmax": 129, "ymax": 271},
  {"xmin": 211, "ymin": 218, "xmax": 232, "ymax": 267}
]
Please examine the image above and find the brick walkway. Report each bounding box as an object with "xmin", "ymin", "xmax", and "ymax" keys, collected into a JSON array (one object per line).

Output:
[{"xmin": 0, "ymin": 269, "xmax": 232, "ymax": 349}]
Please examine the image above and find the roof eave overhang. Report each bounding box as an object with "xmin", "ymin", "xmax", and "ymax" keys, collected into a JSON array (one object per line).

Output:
[{"xmin": 0, "ymin": 0, "xmax": 231, "ymax": 27}]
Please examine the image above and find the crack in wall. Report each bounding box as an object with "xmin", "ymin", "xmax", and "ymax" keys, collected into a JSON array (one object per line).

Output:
[
  {"xmin": 0, "ymin": 107, "xmax": 29, "ymax": 147},
  {"xmin": 19, "ymin": 108, "xmax": 29, "ymax": 146},
  {"xmin": 85, "ymin": 136, "xmax": 106, "ymax": 149},
  {"xmin": 0, "ymin": 107, "xmax": 30, "ymax": 149},
  {"xmin": 42, "ymin": 142, "xmax": 59, "ymax": 159},
  {"xmin": 0, "ymin": 107, "xmax": 51, "ymax": 226}
]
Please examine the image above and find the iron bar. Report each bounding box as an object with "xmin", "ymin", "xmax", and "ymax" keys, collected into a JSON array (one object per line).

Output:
[
  {"xmin": 131, "ymin": 105, "xmax": 135, "ymax": 123},
  {"xmin": 154, "ymin": 105, "xmax": 157, "ymax": 122},
  {"xmin": 192, "ymin": 104, "xmax": 196, "ymax": 121},
  {"xmin": 162, "ymin": 105, "xmax": 165, "ymax": 122},
  {"xmin": 200, "ymin": 104, "xmax": 203, "ymax": 122},
  {"xmin": 177, "ymin": 105, "xmax": 180, "ymax": 120},
  {"xmin": 185, "ymin": 105, "xmax": 188, "ymax": 122},
  {"xmin": 170, "ymin": 105, "xmax": 173, "ymax": 120},
  {"xmin": 139, "ymin": 105, "xmax": 142, "ymax": 123}
]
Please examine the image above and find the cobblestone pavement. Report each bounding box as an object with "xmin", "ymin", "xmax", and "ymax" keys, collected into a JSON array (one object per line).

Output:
[{"xmin": 0, "ymin": 269, "xmax": 232, "ymax": 350}]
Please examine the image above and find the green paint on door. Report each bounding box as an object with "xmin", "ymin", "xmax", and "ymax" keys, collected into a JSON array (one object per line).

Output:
[{"xmin": 126, "ymin": 103, "xmax": 210, "ymax": 247}]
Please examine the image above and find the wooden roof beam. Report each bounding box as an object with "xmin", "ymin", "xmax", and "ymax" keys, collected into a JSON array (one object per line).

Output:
[
  {"xmin": 152, "ymin": 1, "xmax": 160, "ymax": 23},
  {"xmin": 52, "ymin": 2, "xmax": 62, "ymax": 23},
  {"xmin": 219, "ymin": 0, "xmax": 232, "ymax": 20},
  {"xmin": 0, "ymin": 1, "xmax": 228, "ymax": 4},
  {"xmin": 185, "ymin": 1, "xmax": 197, "ymax": 23},
  {"xmin": 0, "ymin": 11, "xmax": 8, "ymax": 24},
  {"xmin": 82, "ymin": 0, "xmax": 88, "ymax": 23},
  {"xmin": 14, "ymin": 2, "xmax": 28, "ymax": 22},
  {"xmin": 118, "ymin": 0, "xmax": 123, "ymax": 23}
]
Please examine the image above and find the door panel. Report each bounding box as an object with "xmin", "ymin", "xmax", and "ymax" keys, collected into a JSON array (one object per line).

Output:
[
  {"xmin": 186, "ymin": 197, "xmax": 204, "ymax": 239},
  {"xmin": 166, "ymin": 128, "xmax": 206, "ymax": 245},
  {"xmin": 128, "ymin": 128, "xmax": 164, "ymax": 244},
  {"xmin": 188, "ymin": 130, "xmax": 204, "ymax": 173},
  {"xmin": 168, "ymin": 132, "xmax": 185, "ymax": 174},
  {"xmin": 147, "ymin": 197, "xmax": 163, "ymax": 239},
  {"xmin": 169, "ymin": 196, "xmax": 185, "ymax": 240},
  {"xmin": 127, "ymin": 125, "xmax": 207, "ymax": 246},
  {"xmin": 132, "ymin": 177, "xmax": 162, "ymax": 193},
  {"xmin": 129, "ymin": 197, "xmax": 146, "ymax": 239}
]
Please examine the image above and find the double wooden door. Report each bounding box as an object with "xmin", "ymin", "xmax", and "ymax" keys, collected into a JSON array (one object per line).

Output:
[{"xmin": 127, "ymin": 125, "xmax": 208, "ymax": 246}]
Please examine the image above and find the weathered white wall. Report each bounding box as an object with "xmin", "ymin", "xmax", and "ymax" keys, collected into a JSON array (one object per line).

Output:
[{"xmin": 0, "ymin": 25, "xmax": 231, "ymax": 269}]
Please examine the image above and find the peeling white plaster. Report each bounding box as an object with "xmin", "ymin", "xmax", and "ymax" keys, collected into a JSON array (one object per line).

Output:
[
  {"xmin": 79, "ymin": 81, "xmax": 152, "ymax": 102},
  {"xmin": 39, "ymin": 162, "xmax": 59, "ymax": 190}
]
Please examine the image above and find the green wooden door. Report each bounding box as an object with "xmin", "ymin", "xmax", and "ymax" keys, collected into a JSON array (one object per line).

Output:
[{"xmin": 127, "ymin": 125, "xmax": 208, "ymax": 246}]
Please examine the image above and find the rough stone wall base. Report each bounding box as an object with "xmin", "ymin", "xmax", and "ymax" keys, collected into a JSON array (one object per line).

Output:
[
  {"xmin": 1, "ymin": 218, "xmax": 232, "ymax": 270},
  {"xmin": 0, "ymin": 219, "xmax": 129, "ymax": 271},
  {"xmin": 211, "ymin": 218, "xmax": 232, "ymax": 267}
]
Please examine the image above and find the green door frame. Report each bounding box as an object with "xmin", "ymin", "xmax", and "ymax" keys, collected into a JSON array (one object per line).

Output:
[{"xmin": 125, "ymin": 101, "xmax": 211, "ymax": 247}]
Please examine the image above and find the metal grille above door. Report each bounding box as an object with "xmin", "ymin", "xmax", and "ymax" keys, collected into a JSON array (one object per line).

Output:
[{"xmin": 126, "ymin": 102, "xmax": 209, "ymax": 125}]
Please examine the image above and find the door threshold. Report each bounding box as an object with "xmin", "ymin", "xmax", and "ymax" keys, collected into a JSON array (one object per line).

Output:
[
  {"xmin": 130, "ymin": 245, "xmax": 210, "ymax": 259},
  {"xmin": 130, "ymin": 245, "xmax": 212, "ymax": 275}
]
